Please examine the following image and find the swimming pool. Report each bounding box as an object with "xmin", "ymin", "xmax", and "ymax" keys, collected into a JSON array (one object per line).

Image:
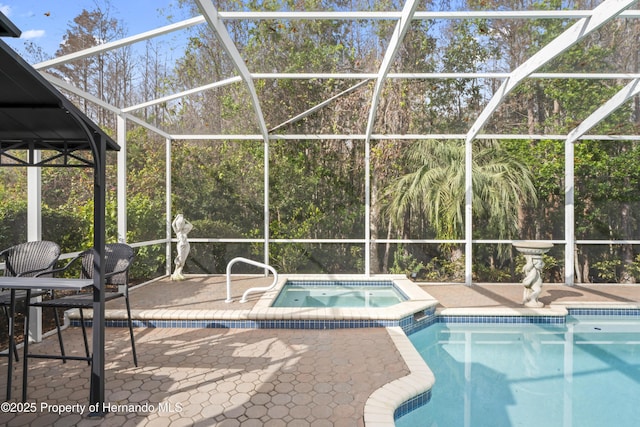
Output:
[
  {"xmin": 397, "ymin": 316, "xmax": 640, "ymax": 427},
  {"xmin": 271, "ymin": 280, "xmax": 407, "ymax": 307}
]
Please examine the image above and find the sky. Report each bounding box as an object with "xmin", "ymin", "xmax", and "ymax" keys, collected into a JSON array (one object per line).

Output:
[{"xmin": 0, "ymin": 0, "xmax": 185, "ymax": 57}]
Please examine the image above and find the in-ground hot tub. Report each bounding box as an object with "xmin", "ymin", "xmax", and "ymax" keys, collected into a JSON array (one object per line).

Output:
[{"xmin": 271, "ymin": 280, "xmax": 408, "ymax": 308}]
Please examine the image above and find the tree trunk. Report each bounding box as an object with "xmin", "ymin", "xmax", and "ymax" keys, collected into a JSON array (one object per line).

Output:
[
  {"xmin": 370, "ymin": 175, "xmax": 381, "ymax": 274},
  {"xmin": 574, "ymin": 245, "xmax": 583, "ymax": 284},
  {"xmin": 382, "ymin": 217, "xmax": 393, "ymax": 273},
  {"xmin": 582, "ymin": 250, "xmax": 591, "ymax": 284},
  {"xmin": 620, "ymin": 202, "xmax": 636, "ymax": 283}
]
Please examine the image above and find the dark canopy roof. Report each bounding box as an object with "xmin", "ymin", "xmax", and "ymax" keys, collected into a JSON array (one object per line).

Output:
[
  {"xmin": 0, "ymin": 30, "xmax": 118, "ymax": 164},
  {"xmin": 1, "ymin": 13, "xmax": 116, "ymax": 407},
  {"xmin": 0, "ymin": 11, "xmax": 20, "ymax": 38}
]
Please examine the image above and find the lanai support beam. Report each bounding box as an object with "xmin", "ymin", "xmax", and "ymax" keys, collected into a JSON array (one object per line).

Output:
[
  {"xmin": 566, "ymin": 79, "xmax": 640, "ymax": 145},
  {"xmin": 270, "ymin": 79, "xmax": 371, "ymax": 133},
  {"xmin": 43, "ymin": 73, "xmax": 174, "ymax": 140},
  {"xmin": 122, "ymin": 76, "xmax": 242, "ymax": 113},
  {"xmin": 563, "ymin": 78, "xmax": 640, "ymax": 285},
  {"xmin": 194, "ymin": 0, "xmax": 268, "ymax": 137},
  {"xmin": 35, "ymin": 9, "xmax": 640, "ymax": 73},
  {"xmin": 466, "ymin": 0, "xmax": 637, "ymax": 143},
  {"xmin": 462, "ymin": 0, "xmax": 636, "ymax": 285},
  {"xmin": 195, "ymin": 0, "xmax": 271, "ymax": 268},
  {"xmin": 565, "ymin": 141, "xmax": 575, "ymax": 286},
  {"xmin": 166, "ymin": 137, "xmax": 173, "ymax": 275},
  {"xmin": 32, "ymin": 16, "xmax": 207, "ymax": 71},
  {"xmin": 117, "ymin": 115, "xmax": 127, "ymax": 243},
  {"xmin": 363, "ymin": 0, "xmax": 420, "ymax": 276}
]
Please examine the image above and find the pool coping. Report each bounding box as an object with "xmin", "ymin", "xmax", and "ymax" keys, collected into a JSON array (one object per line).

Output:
[{"xmin": 364, "ymin": 326, "xmax": 435, "ymax": 427}]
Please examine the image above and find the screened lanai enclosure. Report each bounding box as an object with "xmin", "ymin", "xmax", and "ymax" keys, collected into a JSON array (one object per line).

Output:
[{"xmin": 2, "ymin": 0, "xmax": 640, "ymax": 285}]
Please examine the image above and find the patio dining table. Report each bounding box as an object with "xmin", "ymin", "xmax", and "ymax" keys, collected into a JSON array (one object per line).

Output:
[{"xmin": 0, "ymin": 277, "xmax": 93, "ymax": 401}]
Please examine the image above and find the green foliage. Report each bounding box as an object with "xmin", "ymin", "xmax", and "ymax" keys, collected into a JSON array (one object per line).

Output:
[
  {"xmin": 474, "ymin": 263, "xmax": 513, "ymax": 283},
  {"xmin": 0, "ymin": 199, "xmax": 28, "ymax": 249},
  {"xmin": 71, "ymin": 193, "xmax": 119, "ymax": 249},
  {"xmin": 389, "ymin": 246, "xmax": 425, "ymax": 276},
  {"xmin": 588, "ymin": 251, "xmax": 640, "ymax": 284},
  {"xmin": 126, "ymin": 194, "xmax": 167, "ymax": 280},
  {"xmin": 0, "ymin": 200, "xmax": 89, "ymax": 254},
  {"xmin": 389, "ymin": 245, "xmax": 465, "ymax": 282},
  {"xmin": 41, "ymin": 206, "xmax": 90, "ymax": 253},
  {"xmin": 385, "ymin": 139, "xmax": 537, "ymax": 248},
  {"xmin": 127, "ymin": 194, "xmax": 165, "ymax": 242},
  {"xmin": 592, "ymin": 259, "xmax": 622, "ymax": 283},
  {"xmin": 170, "ymin": 139, "xmax": 264, "ymax": 233},
  {"xmin": 419, "ymin": 257, "xmax": 464, "ymax": 282},
  {"xmin": 186, "ymin": 219, "xmax": 246, "ymax": 274}
]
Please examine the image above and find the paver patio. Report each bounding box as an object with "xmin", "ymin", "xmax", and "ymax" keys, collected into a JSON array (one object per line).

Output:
[{"xmin": 1, "ymin": 326, "xmax": 407, "ymax": 426}]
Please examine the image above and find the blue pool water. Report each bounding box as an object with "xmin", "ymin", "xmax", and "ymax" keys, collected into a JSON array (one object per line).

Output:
[
  {"xmin": 271, "ymin": 280, "xmax": 407, "ymax": 307},
  {"xmin": 397, "ymin": 317, "xmax": 640, "ymax": 427}
]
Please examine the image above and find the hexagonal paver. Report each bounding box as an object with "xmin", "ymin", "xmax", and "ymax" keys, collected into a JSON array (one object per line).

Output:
[{"xmin": 0, "ymin": 310, "xmax": 408, "ymax": 426}]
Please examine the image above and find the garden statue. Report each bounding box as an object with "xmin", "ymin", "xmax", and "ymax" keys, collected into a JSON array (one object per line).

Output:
[
  {"xmin": 522, "ymin": 256, "xmax": 544, "ymax": 308},
  {"xmin": 513, "ymin": 241, "xmax": 554, "ymax": 308},
  {"xmin": 171, "ymin": 214, "xmax": 193, "ymax": 281}
]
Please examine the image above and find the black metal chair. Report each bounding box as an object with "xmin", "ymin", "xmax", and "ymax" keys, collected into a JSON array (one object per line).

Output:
[
  {"xmin": 32, "ymin": 243, "xmax": 138, "ymax": 366},
  {"xmin": 0, "ymin": 241, "xmax": 61, "ymax": 361}
]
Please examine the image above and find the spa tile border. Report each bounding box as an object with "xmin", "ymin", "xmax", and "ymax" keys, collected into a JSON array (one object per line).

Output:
[
  {"xmin": 91, "ymin": 318, "xmax": 407, "ymax": 329},
  {"xmin": 71, "ymin": 274, "xmax": 441, "ymax": 330}
]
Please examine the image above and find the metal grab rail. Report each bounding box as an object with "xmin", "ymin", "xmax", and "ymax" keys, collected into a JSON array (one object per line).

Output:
[{"xmin": 225, "ymin": 257, "xmax": 278, "ymax": 303}]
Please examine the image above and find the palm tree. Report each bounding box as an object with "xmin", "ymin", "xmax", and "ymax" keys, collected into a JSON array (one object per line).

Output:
[{"xmin": 385, "ymin": 139, "xmax": 537, "ymax": 261}]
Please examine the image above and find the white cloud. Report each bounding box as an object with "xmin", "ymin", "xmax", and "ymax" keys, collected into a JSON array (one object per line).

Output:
[
  {"xmin": 20, "ymin": 29, "xmax": 45, "ymax": 39},
  {"xmin": 0, "ymin": 4, "xmax": 12, "ymax": 16}
]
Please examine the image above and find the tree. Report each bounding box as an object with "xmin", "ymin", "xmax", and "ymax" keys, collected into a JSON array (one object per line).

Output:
[
  {"xmin": 51, "ymin": 1, "xmax": 132, "ymax": 127},
  {"xmin": 385, "ymin": 139, "xmax": 537, "ymax": 266}
]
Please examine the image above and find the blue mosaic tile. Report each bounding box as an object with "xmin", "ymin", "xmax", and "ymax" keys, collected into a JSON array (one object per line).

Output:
[
  {"xmin": 286, "ymin": 280, "xmax": 395, "ymax": 287},
  {"xmin": 79, "ymin": 317, "xmax": 409, "ymax": 330},
  {"xmin": 394, "ymin": 389, "xmax": 432, "ymax": 420},
  {"xmin": 568, "ymin": 308, "xmax": 640, "ymax": 317},
  {"xmin": 437, "ymin": 315, "xmax": 565, "ymax": 325},
  {"xmin": 76, "ymin": 304, "xmax": 639, "ymax": 333},
  {"xmin": 403, "ymin": 314, "xmax": 437, "ymax": 335}
]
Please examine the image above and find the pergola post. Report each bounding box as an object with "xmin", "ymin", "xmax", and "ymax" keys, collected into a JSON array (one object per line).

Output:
[
  {"xmin": 27, "ymin": 152, "xmax": 43, "ymax": 341},
  {"xmin": 89, "ymin": 133, "xmax": 107, "ymax": 412},
  {"xmin": 117, "ymin": 115, "xmax": 127, "ymax": 243}
]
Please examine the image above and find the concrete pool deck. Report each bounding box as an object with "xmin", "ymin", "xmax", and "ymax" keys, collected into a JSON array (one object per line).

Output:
[{"xmin": 1, "ymin": 276, "xmax": 639, "ymax": 426}]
